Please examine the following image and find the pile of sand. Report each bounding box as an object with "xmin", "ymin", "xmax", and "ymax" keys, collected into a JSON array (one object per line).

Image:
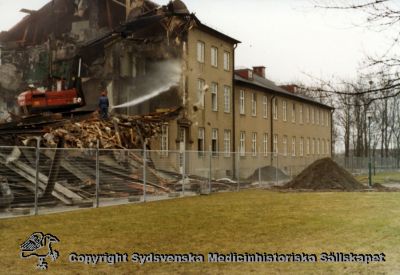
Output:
[
  {"xmin": 248, "ymin": 166, "xmax": 289, "ymax": 182},
  {"xmin": 284, "ymin": 158, "xmax": 365, "ymax": 190}
]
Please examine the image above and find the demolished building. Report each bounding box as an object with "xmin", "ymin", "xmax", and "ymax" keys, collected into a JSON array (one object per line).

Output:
[{"xmin": 0, "ymin": 0, "xmax": 241, "ymax": 206}]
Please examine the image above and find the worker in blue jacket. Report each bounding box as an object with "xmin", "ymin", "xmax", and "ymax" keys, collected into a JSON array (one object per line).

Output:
[{"xmin": 99, "ymin": 91, "xmax": 109, "ymax": 119}]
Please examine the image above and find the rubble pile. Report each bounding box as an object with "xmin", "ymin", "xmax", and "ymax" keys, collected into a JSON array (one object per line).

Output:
[
  {"xmin": 284, "ymin": 158, "xmax": 365, "ymax": 190},
  {"xmin": 42, "ymin": 108, "xmax": 181, "ymax": 149}
]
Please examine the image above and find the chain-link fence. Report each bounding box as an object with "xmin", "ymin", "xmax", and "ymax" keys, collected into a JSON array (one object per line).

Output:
[{"xmin": 0, "ymin": 144, "xmax": 339, "ymax": 218}]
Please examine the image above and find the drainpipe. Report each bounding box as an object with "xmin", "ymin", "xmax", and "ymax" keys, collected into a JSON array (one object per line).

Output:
[
  {"xmin": 232, "ymin": 43, "xmax": 238, "ymax": 178},
  {"xmin": 270, "ymin": 95, "xmax": 276, "ymax": 163}
]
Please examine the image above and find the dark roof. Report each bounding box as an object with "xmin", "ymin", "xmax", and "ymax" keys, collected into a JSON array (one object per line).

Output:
[
  {"xmin": 235, "ymin": 73, "xmax": 333, "ymax": 110},
  {"xmin": 192, "ymin": 15, "xmax": 240, "ymax": 44}
]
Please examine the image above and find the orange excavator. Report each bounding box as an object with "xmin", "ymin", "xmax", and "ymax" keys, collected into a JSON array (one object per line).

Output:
[{"xmin": 17, "ymin": 58, "xmax": 85, "ymax": 115}]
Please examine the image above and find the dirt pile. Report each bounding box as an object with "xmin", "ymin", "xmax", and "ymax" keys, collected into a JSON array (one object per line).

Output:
[
  {"xmin": 248, "ymin": 166, "xmax": 289, "ymax": 182},
  {"xmin": 284, "ymin": 158, "xmax": 365, "ymax": 190}
]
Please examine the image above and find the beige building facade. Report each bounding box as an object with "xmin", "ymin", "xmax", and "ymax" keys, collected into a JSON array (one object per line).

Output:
[{"xmin": 151, "ymin": 23, "xmax": 333, "ymax": 179}]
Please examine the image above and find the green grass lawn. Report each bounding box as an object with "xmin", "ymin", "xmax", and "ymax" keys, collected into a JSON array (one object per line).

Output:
[
  {"xmin": 2, "ymin": 190, "xmax": 400, "ymax": 274},
  {"xmin": 356, "ymin": 172, "xmax": 400, "ymax": 185}
]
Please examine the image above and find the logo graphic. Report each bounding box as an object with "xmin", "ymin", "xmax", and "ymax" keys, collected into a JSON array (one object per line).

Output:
[{"xmin": 20, "ymin": 232, "xmax": 60, "ymax": 270}]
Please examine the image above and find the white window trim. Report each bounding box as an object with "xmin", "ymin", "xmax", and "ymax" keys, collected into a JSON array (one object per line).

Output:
[
  {"xmin": 198, "ymin": 128, "xmax": 205, "ymax": 156},
  {"xmin": 211, "ymin": 46, "xmax": 218, "ymax": 67},
  {"xmin": 263, "ymin": 96, "xmax": 268, "ymax": 118},
  {"xmin": 211, "ymin": 82, "xmax": 218, "ymax": 112},
  {"xmin": 300, "ymin": 137, "xmax": 304, "ymax": 157},
  {"xmin": 273, "ymin": 98, "xmax": 278, "ymax": 120},
  {"xmin": 283, "ymin": 100, "xmax": 287, "ymax": 122},
  {"xmin": 224, "ymin": 86, "xmax": 231, "ymax": 113},
  {"xmin": 240, "ymin": 131, "xmax": 245, "ymax": 156},
  {"xmin": 224, "ymin": 130, "xmax": 231, "ymax": 157},
  {"xmin": 212, "ymin": 128, "xmax": 218, "ymax": 155},
  {"xmin": 197, "ymin": 41, "xmax": 205, "ymax": 63},
  {"xmin": 252, "ymin": 132, "xmax": 257, "ymax": 156},
  {"xmin": 292, "ymin": 103, "xmax": 296, "ymax": 123},
  {"xmin": 263, "ymin": 133, "xmax": 268, "ymax": 156},
  {"xmin": 224, "ymin": 51, "xmax": 230, "ymax": 71},
  {"xmin": 273, "ymin": 134, "xmax": 278, "ymax": 156},
  {"xmin": 251, "ymin": 93, "xmax": 257, "ymax": 117},
  {"xmin": 299, "ymin": 104, "xmax": 303, "ymax": 124},
  {"xmin": 292, "ymin": 137, "xmax": 296, "ymax": 157},
  {"xmin": 239, "ymin": 90, "xmax": 245, "ymax": 115}
]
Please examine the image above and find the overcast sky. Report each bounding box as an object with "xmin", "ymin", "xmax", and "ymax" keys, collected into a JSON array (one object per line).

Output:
[{"xmin": 0, "ymin": 0, "xmax": 391, "ymax": 85}]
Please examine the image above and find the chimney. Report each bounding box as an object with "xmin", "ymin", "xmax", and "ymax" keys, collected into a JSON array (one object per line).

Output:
[{"xmin": 253, "ymin": 66, "xmax": 265, "ymax": 78}]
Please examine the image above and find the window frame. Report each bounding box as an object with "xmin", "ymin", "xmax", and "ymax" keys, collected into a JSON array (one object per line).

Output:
[
  {"xmin": 197, "ymin": 41, "xmax": 205, "ymax": 63},
  {"xmin": 211, "ymin": 82, "xmax": 218, "ymax": 112},
  {"xmin": 211, "ymin": 46, "xmax": 218, "ymax": 67},
  {"xmin": 239, "ymin": 90, "xmax": 245, "ymax": 115}
]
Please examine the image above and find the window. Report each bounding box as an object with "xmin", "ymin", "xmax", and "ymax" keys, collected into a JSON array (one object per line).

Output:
[
  {"xmin": 292, "ymin": 103, "xmax": 296, "ymax": 123},
  {"xmin": 312, "ymin": 138, "xmax": 315, "ymax": 155},
  {"xmin": 292, "ymin": 137, "xmax": 296, "ymax": 156},
  {"xmin": 197, "ymin": 41, "xmax": 205, "ymax": 63},
  {"xmin": 252, "ymin": 132, "xmax": 257, "ymax": 156},
  {"xmin": 251, "ymin": 93, "xmax": 257, "ymax": 116},
  {"xmin": 326, "ymin": 140, "xmax": 330, "ymax": 155},
  {"xmin": 224, "ymin": 86, "xmax": 231, "ymax": 113},
  {"xmin": 326, "ymin": 112, "xmax": 329, "ymax": 127},
  {"xmin": 248, "ymin": 70, "xmax": 253, "ymax": 79},
  {"xmin": 322, "ymin": 139, "xmax": 325, "ymax": 155},
  {"xmin": 223, "ymin": 51, "xmax": 230, "ymax": 71},
  {"xmin": 320, "ymin": 110, "xmax": 323, "ymax": 126},
  {"xmin": 240, "ymin": 131, "xmax": 245, "ymax": 156},
  {"xmin": 306, "ymin": 106, "xmax": 310, "ymax": 124},
  {"xmin": 197, "ymin": 79, "xmax": 205, "ymax": 109},
  {"xmin": 263, "ymin": 133, "xmax": 268, "ymax": 156},
  {"xmin": 224, "ymin": 130, "xmax": 231, "ymax": 157},
  {"xmin": 317, "ymin": 139, "xmax": 320, "ymax": 155},
  {"xmin": 300, "ymin": 137, "xmax": 304, "ymax": 156},
  {"xmin": 161, "ymin": 123, "xmax": 169, "ymax": 156},
  {"xmin": 307, "ymin": 138, "xmax": 310, "ymax": 155},
  {"xmin": 212, "ymin": 129, "xmax": 218, "ymax": 156},
  {"xmin": 239, "ymin": 90, "xmax": 245, "ymax": 115},
  {"xmin": 198, "ymin": 128, "xmax": 205, "ymax": 156},
  {"xmin": 311, "ymin": 108, "xmax": 315, "ymax": 124},
  {"xmin": 299, "ymin": 104, "xmax": 303, "ymax": 124},
  {"xmin": 211, "ymin": 82, "xmax": 218, "ymax": 111},
  {"xmin": 273, "ymin": 98, "xmax": 278, "ymax": 120},
  {"xmin": 273, "ymin": 134, "xmax": 278, "ymax": 156},
  {"xmin": 316, "ymin": 109, "xmax": 320, "ymax": 125},
  {"xmin": 283, "ymin": 136, "xmax": 288, "ymax": 156},
  {"xmin": 283, "ymin": 100, "xmax": 287, "ymax": 121},
  {"xmin": 211, "ymin": 46, "xmax": 218, "ymax": 67},
  {"xmin": 263, "ymin": 96, "xmax": 268, "ymax": 118}
]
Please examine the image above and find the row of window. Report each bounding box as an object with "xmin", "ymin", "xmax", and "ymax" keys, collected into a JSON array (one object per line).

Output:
[
  {"xmin": 160, "ymin": 125, "xmax": 330, "ymax": 158},
  {"xmin": 272, "ymin": 97, "xmax": 330, "ymax": 127},
  {"xmin": 239, "ymin": 132, "xmax": 330, "ymax": 157},
  {"xmin": 197, "ymin": 79, "xmax": 232, "ymax": 112},
  {"xmin": 197, "ymin": 41, "xmax": 231, "ymax": 71}
]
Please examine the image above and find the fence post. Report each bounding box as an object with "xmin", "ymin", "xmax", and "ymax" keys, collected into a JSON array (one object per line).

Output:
[
  {"xmin": 143, "ymin": 140, "xmax": 147, "ymax": 202},
  {"xmin": 95, "ymin": 140, "xmax": 100, "ymax": 208},
  {"xmin": 258, "ymin": 149, "xmax": 261, "ymax": 184},
  {"xmin": 34, "ymin": 138, "xmax": 41, "ymax": 216},
  {"xmin": 237, "ymin": 146, "xmax": 240, "ymax": 191},
  {"xmin": 208, "ymin": 146, "xmax": 212, "ymax": 194},
  {"xmin": 182, "ymin": 149, "xmax": 185, "ymax": 196},
  {"xmin": 275, "ymin": 154, "xmax": 279, "ymax": 186}
]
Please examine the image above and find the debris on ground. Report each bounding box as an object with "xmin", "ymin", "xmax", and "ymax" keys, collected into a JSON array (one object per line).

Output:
[
  {"xmin": 247, "ymin": 166, "xmax": 289, "ymax": 182},
  {"xmin": 284, "ymin": 158, "xmax": 365, "ymax": 190}
]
